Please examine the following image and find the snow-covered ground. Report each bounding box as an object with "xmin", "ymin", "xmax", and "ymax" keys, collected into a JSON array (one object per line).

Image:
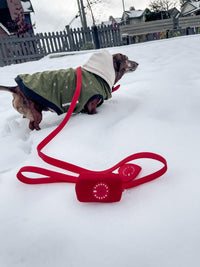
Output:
[{"xmin": 0, "ymin": 35, "xmax": 200, "ymax": 267}]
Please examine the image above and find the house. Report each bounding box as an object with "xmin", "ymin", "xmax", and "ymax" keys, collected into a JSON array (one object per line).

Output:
[
  {"xmin": 181, "ymin": 1, "xmax": 200, "ymax": 16},
  {"xmin": 101, "ymin": 20, "xmax": 112, "ymax": 26},
  {"xmin": 122, "ymin": 9, "xmax": 147, "ymax": 25},
  {"xmin": 100, "ymin": 17, "xmax": 122, "ymax": 27},
  {"xmin": 0, "ymin": 0, "xmax": 34, "ymax": 37},
  {"xmin": 145, "ymin": 7, "xmax": 180, "ymax": 21},
  {"xmin": 107, "ymin": 16, "xmax": 123, "ymax": 26}
]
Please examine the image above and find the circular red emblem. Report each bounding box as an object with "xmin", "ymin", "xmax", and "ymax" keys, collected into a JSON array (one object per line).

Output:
[
  {"xmin": 119, "ymin": 164, "xmax": 136, "ymax": 182},
  {"xmin": 92, "ymin": 182, "xmax": 110, "ymax": 200}
]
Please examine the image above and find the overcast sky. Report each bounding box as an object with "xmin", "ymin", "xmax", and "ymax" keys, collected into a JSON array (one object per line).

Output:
[{"xmin": 30, "ymin": 0, "xmax": 150, "ymax": 33}]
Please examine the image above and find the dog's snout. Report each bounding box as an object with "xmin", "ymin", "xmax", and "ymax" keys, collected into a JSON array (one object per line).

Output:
[
  {"xmin": 133, "ymin": 61, "xmax": 139, "ymax": 69},
  {"xmin": 127, "ymin": 60, "xmax": 139, "ymax": 72}
]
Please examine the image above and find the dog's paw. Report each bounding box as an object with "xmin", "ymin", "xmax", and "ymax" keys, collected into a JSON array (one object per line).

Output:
[{"xmin": 29, "ymin": 121, "xmax": 41, "ymax": 131}]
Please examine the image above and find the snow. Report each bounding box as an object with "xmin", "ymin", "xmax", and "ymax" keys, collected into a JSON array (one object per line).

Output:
[{"xmin": 1, "ymin": 35, "xmax": 200, "ymax": 266}]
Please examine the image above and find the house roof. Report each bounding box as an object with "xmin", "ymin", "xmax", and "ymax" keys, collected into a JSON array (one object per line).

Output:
[
  {"xmin": 114, "ymin": 18, "xmax": 122, "ymax": 24},
  {"xmin": 0, "ymin": 0, "xmax": 34, "ymax": 13},
  {"xmin": 181, "ymin": 1, "xmax": 200, "ymax": 16},
  {"xmin": 101, "ymin": 17, "xmax": 122, "ymax": 26},
  {"xmin": 168, "ymin": 7, "xmax": 180, "ymax": 18},
  {"xmin": 123, "ymin": 10, "xmax": 146, "ymax": 19},
  {"xmin": 101, "ymin": 21, "xmax": 112, "ymax": 26},
  {"xmin": 102, "ymin": 18, "xmax": 122, "ymax": 26},
  {"xmin": 0, "ymin": 22, "xmax": 10, "ymax": 35},
  {"xmin": 21, "ymin": 0, "xmax": 34, "ymax": 13},
  {"xmin": 190, "ymin": 1, "xmax": 200, "ymax": 9}
]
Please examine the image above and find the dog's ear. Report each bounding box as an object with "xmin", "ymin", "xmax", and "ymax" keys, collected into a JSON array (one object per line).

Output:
[
  {"xmin": 113, "ymin": 54, "xmax": 127, "ymax": 84},
  {"xmin": 113, "ymin": 54, "xmax": 127, "ymax": 71}
]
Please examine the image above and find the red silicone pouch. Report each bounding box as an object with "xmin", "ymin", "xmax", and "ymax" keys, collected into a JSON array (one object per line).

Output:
[{"xmin": 75, "ymin": 173, "xmax": 123, "ymax": 203}]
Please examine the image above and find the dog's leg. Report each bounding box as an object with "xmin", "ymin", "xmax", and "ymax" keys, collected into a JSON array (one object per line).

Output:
[
  {"xmin": 0, "ymin": 85, "xmax": 18, "ymax": 93},
  {"xmin": 0, "ymin": 85, "xmax": 28, "ymax": 116},
  {"xmin": 28, "ymin": 101, "xmax": 42, "ymax": 130},
  {"xmin": 0, "ymin": 85, "xmax": 42, "ymax": 130},
  {"xmin": 85, "ymin": 97, "xmax": 101, "ymax": 114}
]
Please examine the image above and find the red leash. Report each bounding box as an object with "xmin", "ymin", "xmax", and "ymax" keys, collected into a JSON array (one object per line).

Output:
[{"xmin": 17, "ymin": 67, "xmax": 167, "ymax": 202}]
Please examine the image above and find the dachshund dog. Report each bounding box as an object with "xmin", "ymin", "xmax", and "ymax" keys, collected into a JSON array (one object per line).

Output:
[{"xmin": 0, "ymin": 52, "xmax": 138, "ymax": 130}]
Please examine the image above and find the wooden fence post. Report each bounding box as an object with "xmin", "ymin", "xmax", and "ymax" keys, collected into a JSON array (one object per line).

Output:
[
  {"xmin": 173, "ymin": 18, "xmax": 179, "ymax": 29},
  {"xmin": 66, "ymin": 25, "xmax": 74, "ymax": 51},
  {"xmin": 92, "ymin": 25, "xmax": 100, "ymax": 49}
]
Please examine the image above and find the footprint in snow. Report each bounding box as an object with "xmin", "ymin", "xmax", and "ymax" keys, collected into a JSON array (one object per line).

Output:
[{"xmin": 0, "ymin": 116, "xmax": 33, "ymax": 173}]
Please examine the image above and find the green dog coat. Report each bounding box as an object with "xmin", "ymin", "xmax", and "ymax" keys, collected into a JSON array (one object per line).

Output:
[{"xmin": 15, "ymin": 50, "xmax": 116, "ymax": 115}]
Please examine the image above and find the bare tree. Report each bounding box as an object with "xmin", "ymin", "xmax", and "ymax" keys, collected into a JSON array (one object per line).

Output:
[{"xmin": 149, "ymin": 0, "xmax": 178, "ymax": 12}]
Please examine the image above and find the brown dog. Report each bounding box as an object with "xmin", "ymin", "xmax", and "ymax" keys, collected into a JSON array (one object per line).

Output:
[{"xmin": 0, "ymin": 52, "xmax": 138, "ymax": 130}]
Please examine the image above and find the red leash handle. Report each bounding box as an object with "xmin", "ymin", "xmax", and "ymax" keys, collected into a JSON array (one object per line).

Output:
[
  {"xmin": 121, "ymin": 152, "xmax": 167, "ymax": 189},
  {"xmin": 17, "ymin": 166, "xmax": 78, "ymax": 184},
  {"xmin": 17, "ymin": 152, "xmax": 167, "ymax": 187}
]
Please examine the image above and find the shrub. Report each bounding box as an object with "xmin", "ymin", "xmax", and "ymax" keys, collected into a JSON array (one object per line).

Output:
[{"xmin": 81, "ymin": 42, "xmax": 94, "ymax": 50}]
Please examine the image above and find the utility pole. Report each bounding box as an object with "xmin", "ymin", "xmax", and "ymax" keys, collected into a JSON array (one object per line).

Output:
[
  {"xmin": 77, "ymin": 0, "xmax": 87, "ymax": 30},
  {"xmin": 77, "ymin": 0, "xmax": 83, "ymax": 27},
  {"xmin": 122, "ymin": 0, "xmax": 125, "ymax": 13}
]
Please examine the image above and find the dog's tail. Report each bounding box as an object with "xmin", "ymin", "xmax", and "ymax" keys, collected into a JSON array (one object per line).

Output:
[{"xmin": 0, "ymin": 86, "xmax": 18, "ymax": 93}]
